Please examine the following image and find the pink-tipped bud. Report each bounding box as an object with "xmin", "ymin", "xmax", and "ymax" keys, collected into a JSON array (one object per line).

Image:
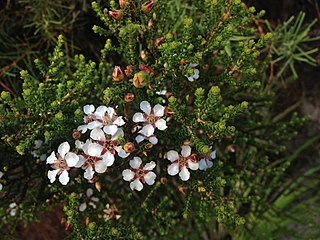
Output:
[
  {"xmin": 133, "ymin": 71, "xmax": 149, "ymax": 88},
  {"xmin": 125, "ymin": 65, "xmax": 133, "ymax": 78},
  {"xmin": 140, "ymin": 50, "xmax": 148, "ymax": 61},
  {"xmin": 141, "ymin": 0, "xmax": 154, "ymax": 14},
  {"xmin": 119, "ymin": 0, "xmax": 129, "ymax": 9},
  {"xmin": 109, "ymin": 10, "xmax": 124, "ymax": 21},
  {"xmin": 124, "ymin": 142, "xmax": 135, "ymax": 153},
  {"xmin": 124, "ymin": 93, "xmax": 135, "ymax": 102},
  {"xmin": 112, "ymin": 66, "xmax": 124, "ymax": 82},
  {"xmin": 155, "ymin": 37, "xmax": 164, "ymax": 46}
]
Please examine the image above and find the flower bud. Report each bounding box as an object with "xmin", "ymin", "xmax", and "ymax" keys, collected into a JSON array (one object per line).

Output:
[
  {"xmin": 140, "ymin": 50, "xmax": 148, "ymax": 61},
  {"xmin": 133, "ymin": 71, "xmax": 149, "ymax": 88},
  {"xmin": 124, "ymin": 93, "xmax": 135, "ymax": 102},
  {"xmin": 165, "ymin": 107, "xmax": 174, "ymax": 117},
  {"xmin": 72, "ymin": 131, "xmax": 81, "ymax": 140},
  {"xmin": 141, "ymin": 0, "xmax": 154, "ymax": 14},
  {"xmin": 155, "ymin": 37, "xmax": 164, "ymax": 46},
  {"xmin": 124, "ymin": 142, "xmax": 135, "ymax": 153},
  {"xmin": 109, "ymin": 10, "xmax": 123, "ymax": 20},
  {"xmin": 112, "ymin": 66, "xmax": 124, "ymax": 83},
  {"xmin": 125, "ymin": 65, "xmax": 132, "ymax": 78},
  {"xmin": 119, "ymin": 0, "xmax": 129, "ymax": 9},
  {"xmin": 148, "ymin": 19, "xmax": 153, "ymax": 30}
]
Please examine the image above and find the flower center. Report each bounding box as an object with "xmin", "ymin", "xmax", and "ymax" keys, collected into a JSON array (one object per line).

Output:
[
  {"xmin": 84, "ymin": 114, "xmax": 96, "ymax": 123},
  {"xmin": 55, "ymin": 154, "xmax": 69, "ymax": 170},
  {"xmin": 103, "ymin": 114, "xmax": 112, "ymax": 124}
]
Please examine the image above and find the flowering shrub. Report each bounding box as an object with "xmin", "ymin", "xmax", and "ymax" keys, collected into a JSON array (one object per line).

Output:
[{"xmin": 0, "ymin": 0, "xmax": 316, "ymax": 239}]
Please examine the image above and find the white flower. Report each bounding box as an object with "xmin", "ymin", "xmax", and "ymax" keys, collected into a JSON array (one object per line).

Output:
[
  {"xmin": 46, "ymin": 142, "xmax": 79, "ymax": 185},
  {"xmin": 89, "ymin": 106, "xmax": 125, "ymax": 136},
  {"xmin": 77, "ymin": 104, "xmax": 98, "ymax": 133},
  {"xmin": 199, "ymin": 149, "xmax": 216, "ymax": 170},
  {"xmin": 184, "ymin": 63, "xmax": 199, "ymax": 82},
  {"xmin": 78, "ymin": 139, "xmax": 112, "ymax": 180},
  {"xmin": 79, "ymin": 188, "xmax": 100, "ymax": 212},
  {"xmin": 31, "ymin": 139, "xmax": 50, "ymax": 160},
  {"xmin": 133, "ymin": 101, "xmax": 167, "ymax": 137},
  {"xmin": 135, "ymin": 134, "xmax": 158, "ymax": 145},
  {"xmin": 167, "ymin": 145, "xmax": 198, "ymax": 181},
  {"xmin": 103, "ymin": 204, "xmax": 121, "ymax": 221},
  {"xmin": 0, "ymin": 171, "xmax": 3, "ymax": 191},
  {"xmin": 9, "ymin": 202, "xmax": 17, "ymax": 216},
  {"xmin": 122, "ymin": 157, "xmax": 157, "ymax": 191}
]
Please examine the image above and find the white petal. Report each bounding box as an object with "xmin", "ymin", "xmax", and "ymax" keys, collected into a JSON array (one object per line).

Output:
[
  {"xmin": 130, "ymin": 179, "xmax": 143, "ymax": 191},
  {"xmin": 106, "ymin": 107, "xmax": 115, "ymax": 118},
  {"xmin": 10, "ymin": 209, "xmax": 16, "ymax": 216},
  {"xmin": 86, "ymin": 188, "xmax": 93, "ymax": 197},
  {"xmin": 84, "ymin": 104, "xmax": 95, "ymax": 115},
  {"xmin": 103, "ymin": 124, "xmax": 118, "ymax": 136},
  {"xmin": 155, "ymin": 119, "xmax": 167, "ymax": 130},
  {"xmin": 46, "ymin": 151, "xmax": 57, "ymax": 164},
  {"xmin": 88, "ymin": 143, "xmax": 103, "ymax": 157},
  {"xmin": 91, "ymin": 197, "xmax": 99, "ymax": 202},
  {"xmin": 181, "ymin": 145, "xmax": 191, "ymax": 157},
  {"xmin": 122, "ymin": 169, "xmax": 135, "ymax": 181},
  {"xmin": 113, "ymin": 116, "xmax": 125, "ymax": 126},
  {"xmin": 75, "ymin": 140, "xmax": 84, "ymax": 149},
  {"xmin": 144, "ymin": 172, "xmax": 156, "ymax": 185},
  {"xmin": 115, "ymin": 146, "xmax": 129, "ymax": 158},
  {"xmin": 207, "ymin": 160, "xmax": 213, "ymax": 168},
  {"xmin": 48, "ymin": 169, "xmax": 59, "ymax": 183},
  {"xmin": 65, "ymin": 152, "xmax": 79, "ymax": 167},
  {"xmin": 139, "ymin": 124, "xmax": 154, "ymax": 137},
  {"xmin": 87, "ymin": 121, "xmax": 102, "ymax": 129},
  {"xmin": 111, "ymin": 128, "xmax": 124, "ymax": 140},
  {"xmin": 143, "ymin": 161, "xmax": 156, "ymax": 170},
  {"xmin": 0, "ymin": 171, "xmax": 3, "ymax": 178},
  {"xmin": 167, "ymin": 150, "xmax": 179, "ymax": 162},
  {"xmin": 210, "ymin": 150, "xmax": 216, "ymax": 159},
  {"xmin": 77, "ymin": 124, "xmax": 88, "ymax": 133},
  {"xmin": 149, "ymin": 136, "xmax": 158, "ymax": 145},
  {"xmin": 198, "ymin": 159, "xmax": 207, "ymax": 171},
  {"xmin": 133, "ymin": 112, "xmax": 145, "ymax": 123},
  {"xmin": 59, "ymin": 170, "xmax": 70, "ymax": 185},
  {"xmin": 34, "ymin": 140, "xmax": 43, "ymax": 149},
  {"xmin": 193, "ymin": 69, "xmax": 200, "ymax": 78},
  {"xmin": 0, "ymin": 183, "xmax": 2, "ymax": 191},
  {"xmin": 153, "ymin": 104, "xmax": 165, "ymax": 117},
  {"xmin": 102, "ymin": 152, "xmax": 115, "ymax": 166},
  {"xmin": 167, "ymin": 163, "xmax": 179, "ymax": 176},
  {"xmin": 187, "ymin": 76, "xmax": 194, "ymax": 82},
  {"xmin": 140, "ymin": 101, "xmax": 151, "ymax": 114},
  {"xmin": 95, "ymin": 106, "xmax": 108, "ymax": 118},
  {"xmin": 188, "ymin": 159, "xmax": 199, "ymax": 170},
  {"xmin": 79, "ymin": 202, "xmax": 87, "ymax": 212},
  {"xmin": 135, "ymin": 135, "xmax": 145, "ymax": 143},
  {"xmin": 84, "ymin": 166, "xmax": 94, "ymax": 180},
  {"xmin": 90, "ymin": 128, "xmax": 106, "ymax": 141},
  {"xmin": 58, "ymin": 142, "xmax": 70, "ymax": 158},
  {"xmin": 40, "ymin": 154, "xmax": 47, "ymax": 161},
  {"xmin": 179, "ymin": 167, "xmax": 190, "ymax": 181},
  {"xmin": 129, "ymin": 157, "xmax": 142, "ymax": 169},
  {"xmin": 75, "ymin": 155, "xmax": 85, "ymax": 168},
  {"xmin": 188, "ymin": 63, "xmax": 198, "ymax": 68},
  {"xmin": 95, "ymin": 160, "xmax": 108, "ymax": 173}
]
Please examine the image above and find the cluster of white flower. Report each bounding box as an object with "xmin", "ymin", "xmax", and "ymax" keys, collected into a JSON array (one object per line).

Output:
[{"xmin": 46, "ymin": 100, "xmax": 216, "ymax": 191}]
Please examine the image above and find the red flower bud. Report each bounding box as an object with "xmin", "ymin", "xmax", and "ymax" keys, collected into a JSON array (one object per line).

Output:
[
  {"xmin": 119, "ymin": 0, "xmax": 129, "ymax": 9},
  {"xmin": 141, "ymin": 0, "xmax": 154, "ymax": 14},
  {"xmin": 124, "ymin": 142, "xmax": 135, "ymax": 153},
  {"xmin": 112, "ymin": 66, "xmax": 124, "ymax": 82},
  {"xmin": 125, "ymin": 65, "xmax": 132, "ymax": 78},
  {"xmin": 139, "ymin": 64, "xmax": 154, "ymax": 76},
  {"xmin": 155, "ymin": 37, "xmax": 164, "ymax": 46},
  {"xmin": 109, "ymin": 10, "xmax": 123, "ymax": 21},
  {"xmin": 133, "ymin": 71, "xmax": 149, "ymax": 88},
  {"xmin": 124, "ymin": 93, "xmax": 135, "ymax": 102}
]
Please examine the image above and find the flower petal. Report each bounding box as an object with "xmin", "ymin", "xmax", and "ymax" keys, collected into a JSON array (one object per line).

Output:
[
  {"xmin": 155, "ymin": 119, "xmax": 167, "ymax": 131},
  {"xmin": 149, "ymin": 136, "xmax": 158, "ymax": 145},
  {"xmin": 187, "ymin": 159, "xmax": 199, "ymax": 170},
  {"xmin": 133, "ymin": 113, "xmax": 145, "ymax": 123},
  {"xmin": 58, "ymin": 142, "xmax": 70, "ymax": 158},
  {"xmin": 167, "ymin": 150, "xmax": 179, "ymax": 162},
  {"xmin": 210, "ymin": 150, "xmax": 216, "ymax": 159},
  {"xmin": 86, "ymin": 188, "xmax": 93, "ymax": 197},
  {"xmin": 84, "ymin": 104, "xmax": 95, "ymax": 115},
  {"xmin": 84, "ymin": 166, "xmax": 94, "ymax": 180},
  {"xmin": 181, "ymin": 145, "xmax": 191, "ymax": 157},
  {"xmin": 139, "ymin": 124, "xmax": 154, "ymax": 137},
  {"xmin": 65, "ymin": 152, "xmax": 79, "ymax": 167},
  {"xmin": 77, "ymin": 124, "xmax": 88, "ymax": 133},
  {"xmin": 113, "ymin": 116, "xmax": 125, "ymax": 126},
  {"xmin": 59, "ymin": 170, "xmax": 70, "ymax": 185},
  {"xmin": 0, "ymin": 171, "xmax": 3, "ymax": 179},
  {"xmin": 106, "ymin": 107, "xmax": 115, "ymax": 118},
  {"xmin": 95, "ymin": 106, "xmax": 108, "ymax": 118},
  {"xmin": 167, "ymin": 163, "xmax": 179, "ymax": 176},
  {"xmin": 88, "ymin": 143, "xmax": 103, "ymax": 157},
  {"xmin": 129, "ymin": 157, "xmax": 142, "ymax": 169},
  {"xmin": 122, "ymin": 169, "xmax": 135, "ymax": 181},
  {"xmin": 198, "ymin": 159, "xmax": 207, "ymax": 171},
  {"xmin": 144, "ymin": 172, "xmax": 156, "ymax": 185},
  {"xmin": 143, "ymin": 161, "xmax": 156, "ymax": 170},
  {"xmin": 187, "ymin": 76, "xmax": 194, "ymax": 82},
  {"xmin": 46, "ymin": 151, "xmax": 57, "ymax": 164},
  {"xmin": 135, "ymin": 135, "xmax": 145, "ymax": 143},
  {"xmin": 153, "ymin": 104, "xmax": 165, "ymax": 117},
  {"xmin": 75, "ymin": 155, "xmax": 85, "ymax": 168},
  {"xmin": 103, "ymin": 124, "xmax": 118, "ymax": 136},
  {"xmin": 179, "ymin": 166, "xmax": 190, "ymax": 181},
  {"xmin": 48, "ymin": 169, "xmax": 59, "ymax": 183},
  {"xmin": 75, "ymin": 140, "xmax": 84, "ymax": 149},
  {"xmin": 140, "ymin": 101, "xmax": 151, "ymax": 114},
  {"xmin": 111, "ymin": 128, "xmax": 124, "ymax": 140},
  {"xmin": 130, "ymin": 179, "xmax": 143, "ymax": 191},
  {"xmin": 115, "ymin": 146, "xmax": 130, "ymax": 158},
  {"xmin": 87, "ymin": 121, "xmax": 102, "ymax": 130},
  {"xmin": 34, "ymin": 140, "xmax": 43, "ymax": 149},
  {"xmin": 90, "ymin": 128, "xmax": 106, "ymax": 141},
  {"xmin": 0, "ymin": 183, "xmax": 2, "ymax": 191},
  {"xmin": 79, "ymin": 202, "xmax": 87, "ymax": 212},
  {"xmin": 102, "ymin": 152, "xmax": 115, "ymax": 166}
]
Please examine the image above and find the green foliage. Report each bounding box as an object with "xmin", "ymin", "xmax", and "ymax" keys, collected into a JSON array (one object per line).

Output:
[{"xmin": 0, "ymin": 0, "xmax": 319, "ymax": 239}]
